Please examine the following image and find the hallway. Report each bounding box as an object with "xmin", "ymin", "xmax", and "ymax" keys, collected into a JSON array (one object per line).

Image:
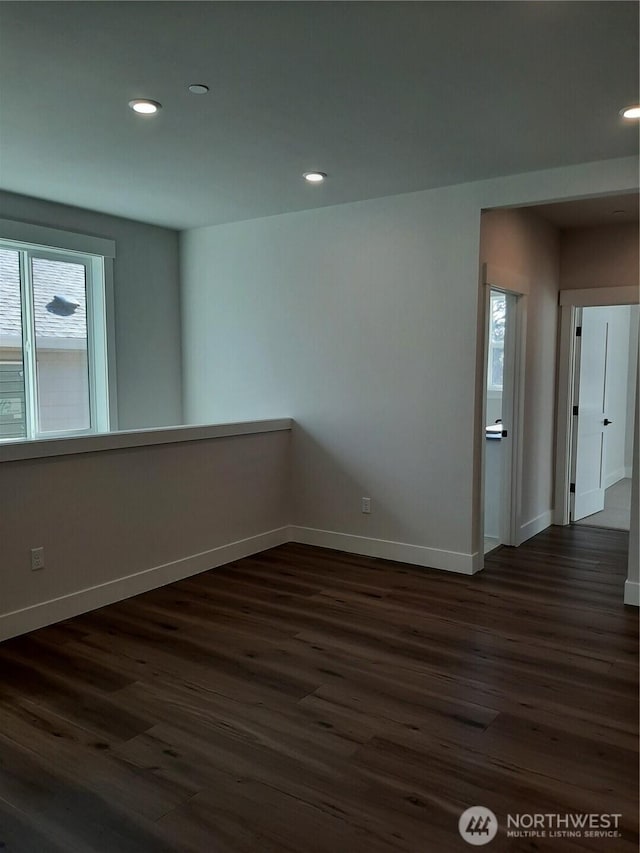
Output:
[{"xmin": 575, "ymin": 477, "xmax": 632, "ymax": 531}]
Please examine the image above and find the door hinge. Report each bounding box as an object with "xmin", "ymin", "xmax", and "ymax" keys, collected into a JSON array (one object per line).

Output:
[
  {"xmin": 572, "ymin": 405, "xmax": 579, "ymax": 416},
  {"xmin": 569, "ymin": 483, "xmax": 576, "ymax": 494},
  {"xmin": 575, "ymin": 326, "xmax": 582, "ymax": 337}
]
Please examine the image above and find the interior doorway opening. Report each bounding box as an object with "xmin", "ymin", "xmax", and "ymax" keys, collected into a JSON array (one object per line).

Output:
[
  {"xmin": 555, "ymin": 286, "xmax": 639, "ymax": 529},
  {"xmin": 477, "ymin": 194, "xmax": 638, "ymax": 600},
  {"xmin": 570, "ymin": 304, "xmax": 638, "ymax": 530},
  {"xmin": 482, "ymin": 286, "xmax": 524, "ymax": 554}
]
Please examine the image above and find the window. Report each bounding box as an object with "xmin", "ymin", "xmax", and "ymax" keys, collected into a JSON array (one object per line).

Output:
[
  {"xmin": 487, "ymin": 290, "xmax": 506, "ymax": 392},
  {"xmin": 0, "ymin": 238, "xmax": 111, "ymax": 441}
]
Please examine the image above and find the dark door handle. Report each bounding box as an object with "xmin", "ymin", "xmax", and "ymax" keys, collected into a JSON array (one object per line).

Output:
[{"xmin": 603, "ymin": 419, "xmax": 613, "ymax": 426}]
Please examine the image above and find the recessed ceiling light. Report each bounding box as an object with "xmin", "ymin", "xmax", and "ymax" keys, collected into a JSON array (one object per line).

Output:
[
  {"xmin": 303, "ymin": 172, "xmax": 327, "ymax": 183},
  {"xmin": 129, "ymin": 99, "xmax": 162, "ymax": 115},
  {"xmin": 188, "ymin": 84, "xmax": 209, "ymax": 94},
  {"xmin": 620, "ymin": 105, "xmax": 640, "ymax": 120}
]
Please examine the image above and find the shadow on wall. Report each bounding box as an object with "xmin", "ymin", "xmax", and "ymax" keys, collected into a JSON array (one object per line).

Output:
[
  {"xmin": 290, "ymin": 421, "xmax": 410, "ymax": 540},
  {"xmin": 288, "ymin": 422, "xmax": 480, "ymax": 574}
]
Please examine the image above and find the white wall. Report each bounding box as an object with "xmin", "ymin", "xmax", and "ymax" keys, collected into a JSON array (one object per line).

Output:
[
  {"xmin": 0, "ymin": 190, "xmax": 183, "ymax": 429},
  {"xmin": 183, "ymin": 184, "xmax": 482, "ymax": 569},
  {"xmin": 560, "ymin": 223, "xmax": 639, "ymax": 484},
  {"xmin": 483, "ymin": 439, "xmax": 503, "ymax": 543},
  {"xmin": 0, "ymin": 429, "xmax": 291, "ymax": 639},
  {"xmin": 181, "ymin": 156, "xmax": 637, "ymax": 572},
  {"xmin": 560, "ymin": 222, "xmax": 639, "ymax": 291}
]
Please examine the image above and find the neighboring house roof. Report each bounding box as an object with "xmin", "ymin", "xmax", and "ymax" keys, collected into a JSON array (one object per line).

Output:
[{"xmin": 0, "ymin": 248, "xmax": 87, "ymax": 341}]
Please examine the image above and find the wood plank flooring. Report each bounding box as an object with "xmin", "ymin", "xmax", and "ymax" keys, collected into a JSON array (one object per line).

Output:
[{"xmin": 0, "ymin": 525, "xmax": 637, "ymax": 852}]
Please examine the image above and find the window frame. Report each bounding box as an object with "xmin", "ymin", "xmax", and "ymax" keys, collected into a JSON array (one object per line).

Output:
[{"xmin": 0, "ymin": 220, "xmax": 116, "ymax": 441}]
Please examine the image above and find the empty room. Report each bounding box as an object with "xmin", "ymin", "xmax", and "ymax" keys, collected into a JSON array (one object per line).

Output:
[{"xmin": 0, "ymin": 2, "xmax": 638, "ymax": 851}]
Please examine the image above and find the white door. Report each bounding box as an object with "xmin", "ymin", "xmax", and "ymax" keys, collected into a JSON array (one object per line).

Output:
[
  {"xmin": 572, "ymin": 308, "xmax": 608, "ymax": 520},
  {"xmin": 483, "ymin": 289, "xmax": 521, "ymax": 550}
]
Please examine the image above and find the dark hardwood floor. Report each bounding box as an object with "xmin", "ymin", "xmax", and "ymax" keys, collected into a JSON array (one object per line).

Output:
[{"xmin": 0, "ymin": 525, "xmax": 637, "ymax": 852}]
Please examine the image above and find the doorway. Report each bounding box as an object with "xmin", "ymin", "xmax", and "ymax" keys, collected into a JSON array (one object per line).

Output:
[
  {"xmin": 483, "ymin": 287, "xmax": 523, "ymax": 553},
  {"xmin": 554, "ymin": 286, "xmax": 639, "ymax": 531},
  {"xmin": 571, "ymin": 304, "xmax": 638, "ymax": 530}
]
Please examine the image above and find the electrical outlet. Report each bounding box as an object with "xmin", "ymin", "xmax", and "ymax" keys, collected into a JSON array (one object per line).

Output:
[
  {"xmin": 361, "ymin": 497, "xmax": 371, "ymax": 514},
  {"xmin": 31, "ymin": 546, "xmax": 45, "ymax": 571}
]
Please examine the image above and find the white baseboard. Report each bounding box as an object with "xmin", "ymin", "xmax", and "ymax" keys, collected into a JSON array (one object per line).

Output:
[
  {"xmin": 289, "ymin": 525, "xmax": 480, "ymax": 575},
  {"xmin": 604, "ymin": 468, "xmax": 626, "ymax": 490},
  {"xmin": 0, "ymin": 526, "xmax": 290, "ymax": 643},
  {"xmin": 3, "ymin": 519, "xmax": 633, "ymax": 640},
  {"xmin": 553, "ymin": 506, "xmax": 568, "ymax": 526},
  {"xmin": 624, "ymin": 579, "xmax": 640, "ymax": 607},
  {"xmin": 518, "ymin": 510, "xmax": 553, "ymax": 545},
  {"xmin": 471, "ymin": 550, "xmax": 485, "ymax": 573}
]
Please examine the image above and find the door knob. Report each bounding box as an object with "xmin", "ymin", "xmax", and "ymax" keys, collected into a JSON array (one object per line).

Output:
[{"xmin": 603, "ymin": 419, "xmax": 613, "ymax": 426}]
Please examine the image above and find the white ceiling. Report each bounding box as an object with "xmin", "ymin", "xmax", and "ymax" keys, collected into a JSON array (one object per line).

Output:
[
  {"xmin": 529, "ymin": 193, "xmax": 639, "ymax": 228},
  {"xmin": 0, "ymin": 1, "xmax": 638, "ymax": 230}
]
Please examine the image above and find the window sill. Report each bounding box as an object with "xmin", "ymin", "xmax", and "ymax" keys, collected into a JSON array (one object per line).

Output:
[{"xmin": 0, "ymin": 418, "xmax": 292, "ymax": 463}]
